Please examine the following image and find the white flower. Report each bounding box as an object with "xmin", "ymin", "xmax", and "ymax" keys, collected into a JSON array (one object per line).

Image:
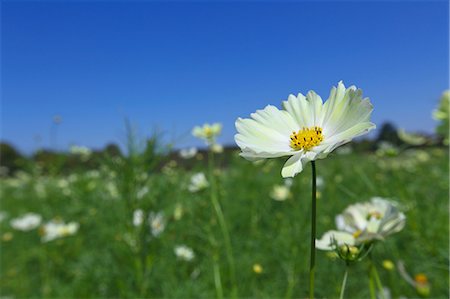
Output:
[
  {"xmin": 70, "ymin": 145, "xmax": 92, "ymax": 160},
  {"xmin": 188, "ymin": 172, "xmax": 209, "ymax": 192},
  {"xmin": 235, "ymin": 81, "xmax": 375, "ymax": 177},
  {"xmin": 397, "ymin": 129, "xmax": 427, "ymax": 146},
  {"xmin": 149, "ymin": 211, "xmax": 166, "ymax": 237},
  {"xmin": 192, "ymin": 123, "xmax": 222, "ymax": 145},
  {"xmin": 270, "ymin": 185, "xmax": 290, "ymax": 201},
  {"xmin": 10, "ymin": 213, "xmax": 42, "ymax": 231},
  {"xmin": 136, "ymin": 186, "xmax": 149, "ymax": 200},
  {"xmin": 133, "ymin": 209, "xmax": 144, "ymax": 227},
  {"xmin": 211, "ymin": 143, "xmax": 224, "ymax": 154},
  {"xmin": 316, "ymin": 176, "xmax": 325, "ymax": 189},
  {"xmin": 316, "ymin": 197, "xmax": 406, "ymax": 250},
  {"xmin": 41, "ymin": 220, "xmax": 79, "ymax": 242},
  {"xmin": 174, "ymin": 245, "xmax": 195, "ymax": 261},
  {"xmin": 179, "ymin": 147, "xmax": 198, "ymax": 159}
]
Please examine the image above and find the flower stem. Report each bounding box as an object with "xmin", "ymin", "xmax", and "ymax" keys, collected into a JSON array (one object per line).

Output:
[
  {"xmin": 369, "ymin": 269, "xmax": 376, "ymax": 299},
  {"xmin": 339, "ymin": 266, "xmax": 349, "ymax": 299},
  {"xmin": 208, "ymin": 150, "xmax": 238, "ymax": 298},
  {"xmin": 309, "ymin": 161, "xmax": 317, "ymax": 299},
  {"xmin": 371, "ymin": 262, "xmax": 386, "ymax": 299}
]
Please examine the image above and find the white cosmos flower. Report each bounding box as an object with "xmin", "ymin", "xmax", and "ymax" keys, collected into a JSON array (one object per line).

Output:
[
  {"xmin": 188, "ymin": 172, "xmax": 209, "ymax": 192},
  {"xmin": 133, "ymin": 209, "xmax": 144, "ymax": 227},
  {"xmin": 316, "ymin": 197, "xmax": 405, "ymax": 250},
  {"xmin": 235, "ymin": 81, "xmax": 375, "ymax": 177},
  {"xmin": 10, "ymin": 213, "xmax": 42, "ymax": 231},
  {"xmin": 211, "ymin": 143, "xmax": 224, "ymax": 154},
  {"xmin": 270, "ymin": 185, "xmax": 290, "ymax": 201},
  {"xmin": 41, "ymin": 220, "xmax": 79, "ymax": 242},
  {"xmin": 397, "ymin": 129, "xmax": 427, "ymax": 146},
  {"xmin": 174, "ymin": 245, "xmax": 195, "ymax": 261},
  {"xmin": 149, "ymin": 211, "xmax": 166, "ymax": 237},
  {"xmin": 179, "ymin": 147, "xmax": 198, "ymax": 159},
  {"xmin": 192, "ymin": 123, "xmax": 222, "ymax": 145}
]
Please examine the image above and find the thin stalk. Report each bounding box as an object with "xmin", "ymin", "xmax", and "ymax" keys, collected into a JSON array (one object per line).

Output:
[
  {"xmin": 213, "ymin": 256, "xmax": 224, "ymax": 299},
  {"xmin": 369, "ymin": 269, "xmax": 376, "ymax": 299},
  {"xmin": 339, "ymin": 266, "xmax": 349, "ymax": 299},
  {"xmin": 309, "ymin": 161, "xmax": 317, "ymax": 299},
  {"xmin": 208, "ymin": 149, "xmax": 238, "ymax": 298},
  {"xmin": 372, "ymin": 262, "xmax": 386, "ymax": 299}
]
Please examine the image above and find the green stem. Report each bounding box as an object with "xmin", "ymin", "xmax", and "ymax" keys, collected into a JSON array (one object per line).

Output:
[
  {"xmin": 213, "ymin": 256, "xmax": 224, "ymax": 299},
  {"xmin": 208, "ymin": 149, "xmax": 238, "ymax": 298},
  {"xmin": 369, "ymin": 269, "xmax": 376, "ymax": 299},
  {"xmin": 309, "ymin": 161, "xmax": 317, "ymax": 299},
  {"xmin": 372, "ymin": 262, "xmax": 386, "ymax": 299},
  {"xmin": 339, "ymin": 266, "xmax": 349, "ymax": 299}
]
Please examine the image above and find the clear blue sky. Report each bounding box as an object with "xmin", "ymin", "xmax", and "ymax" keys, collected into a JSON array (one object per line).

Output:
[{"xmin": 1, "ymin": 1, "xmax": 448, "ymax": 153}]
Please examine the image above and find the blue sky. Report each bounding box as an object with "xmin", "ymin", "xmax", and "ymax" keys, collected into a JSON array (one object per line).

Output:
[{"xmin": 1, "ymin": 1, "xmax": 448, "ymax": 153}]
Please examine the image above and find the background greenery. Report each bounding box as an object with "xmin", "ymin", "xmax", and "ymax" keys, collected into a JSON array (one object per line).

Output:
[{"xmin": 0, "ymin": 128, "xmax": 448, "ymax": 298}]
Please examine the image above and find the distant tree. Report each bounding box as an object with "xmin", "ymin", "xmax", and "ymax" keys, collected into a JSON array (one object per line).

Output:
[
  {"xmin": 0, "ymin": 142, "xmax": 25, "ymax": 175},
  {"xmin": 376, "ymin": 122, "xmax": 402, "ymax": 146},
  {"xmin": 103, "ymin": 143, "xmax": 122, "ymax": 157}
]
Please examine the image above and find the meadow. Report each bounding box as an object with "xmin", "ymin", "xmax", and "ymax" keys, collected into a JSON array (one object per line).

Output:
[{"xmin": 0, "ymin": 136, "xmax": 448, "ymax": 298}]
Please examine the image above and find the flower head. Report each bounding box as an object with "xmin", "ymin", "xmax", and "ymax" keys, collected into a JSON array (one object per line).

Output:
[
  {"xmin": 192, "ymin": 123, "xmax": 222, "ymax": 145},
  {"xmin": 133, "ymin": 209, "xmax": 144, "ymax": 227},
  {"xmin": 10, "ymin": 213, "xmax": 42, "ymax": 231},
  {"xmin": 149, "ymin": 211, "xmax": 166, "ymax": 237},
  {"xmin": 188, "ymin": 172, "xmax": 209, "ymax": 192},
  {"xmin": 174, "ymin": 245, "xmax": 195, "ymax": 261},
  {"xmin": 235, "ymin": 82, "xmax": 375, "ymax": 177},
  {"xmin": 41, "ymin": 220, "xmax": 79, "ymax": 242},
  {"xmin": 270, "ymin": 185, "xmax": 290, "ymax": 201},
  {"xmin": 316, "ymin": 197, "xmax": 405, "ymax": 251},
  {"xmin": 179, "ymin": 147, "xmax": 198, "ymax": 159}
]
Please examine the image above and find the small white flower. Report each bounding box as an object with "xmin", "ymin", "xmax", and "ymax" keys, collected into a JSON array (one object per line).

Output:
[
  {"xmin": 133, "ymin": 209, "xmax": 144, "ymax": 227},
  {"xmin": 149, "ymin": 211, "xmax": 166, "ymax": 237},
  {"xmin": 42, "ymin": 220, "xmax": 79, "ymax": 242},
  {"xmin": 10, "ymin": 213, "xmax": 42, "ymax": 231},
  {"xmin": 192, "ymin": 123, "xmax": 222, "ymax": 145},
  {"xmin": 211, "ymin": 143, "xmax": 224, "ymax": 154},
  {"xmin": 136, "ymin": 186, "xmax": 149, "ymax": 200},
  {"xmin": 188, "ymin": 172, "xmax": 209, "ymax": 192},
  {"xmin": 70, "ymin": 145, "xmax": 92, "ymax": 161},
  {"xmin": 397, "ymin": 129, "xmax": 427, "ymax": 146},
  {"xmin": 179, "ymin": 147, "xmax": 198, "ymax": 159},
  {"xmin": 316, "ymin": 176, "xmax": 325, "ymax": 189},
  {"xmin": 235, "ymin": 81, "xmax": 375, "ymax": 177},
  {"xmin": 270, "ymin": 185, "xmax": 290, "ymax": 201},
  {"xmin": 174, "ymin": 245, "xmax": 195, "ymax": 261},
  {"xmin": 316, "ymin": 197, "xmax": 406, "ymax": 251}
]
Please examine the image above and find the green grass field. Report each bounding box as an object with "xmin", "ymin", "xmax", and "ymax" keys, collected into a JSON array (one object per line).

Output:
[{"xmin": 1, "ymin": 146, "xmax": 448, "ymax": 298}]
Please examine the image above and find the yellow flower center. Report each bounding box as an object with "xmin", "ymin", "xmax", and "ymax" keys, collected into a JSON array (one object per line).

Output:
[
  {"xmin": 352, "ymin": 230, "xmax": 362, "ymax": 238},
  {"xmin": 290, "ymin": 127, "xmax": 324, "ymax": 150}
]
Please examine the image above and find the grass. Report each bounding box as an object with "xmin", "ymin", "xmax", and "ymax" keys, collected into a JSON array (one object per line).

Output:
[{"xmin": 0, "ymin": 146, "xmax": 448, "ymax": 298}]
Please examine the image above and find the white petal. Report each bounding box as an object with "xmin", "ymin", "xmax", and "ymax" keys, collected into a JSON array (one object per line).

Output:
[
  {"xmin": 323, "ymin": 122, "xmax": 376, "ymax": 150},
  {"xmin": 316, "ymin": 230, "xmax": 355, "ymax": 251},
  {"xmin": 280, "ymin": 152, "xmax": 316, "ymax": 178},
  {"xmin": 282, "ymin": 94, "xmax": 310, "ymax": 128},
  {"xmin": 235, "ymin": 105, "xmax": 298, "ymax": 155},
  {"xmin": 239, "ymin": 148, "xmax": 292, "ymax": 161},
  {"xmin": 305, "ymin": 90, "xmax": 324, "ymax": 126}
]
